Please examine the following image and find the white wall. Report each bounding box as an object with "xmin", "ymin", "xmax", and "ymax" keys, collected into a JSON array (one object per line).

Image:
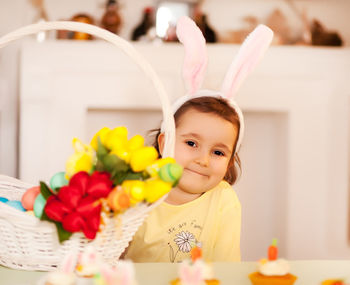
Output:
[{"xmin": 1, "ymin": 0, "xmax": 349, "ymax": 178}]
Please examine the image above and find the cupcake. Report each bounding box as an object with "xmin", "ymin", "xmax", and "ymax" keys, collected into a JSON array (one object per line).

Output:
[
  {"xmin": 45, "ymin": 271, "xmax": 76, "ymax": 285},
  {"xmin": 321, "ymin": 279, "xmax": 348, "ymax": 285},
  {"xmin": 44, "ymin": 252, "xmax": 77, "ymax": 285},
  {"xmin": 170, "ymin": 244, "xmax": 220, "ymax": 285},
  {"xmin": 75, "ymin": 246, "xmax": 102, "ymax": 283},
  {"xmin": 94, "ymin": 260, "xmax": 138, "ymax": 285},
  {"xmin": 249, "ymin": 239, "xmax": 297, "ymax": 285}
]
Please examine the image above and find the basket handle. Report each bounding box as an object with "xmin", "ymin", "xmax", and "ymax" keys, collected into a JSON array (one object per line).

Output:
[{"xmin": 0, "ymin": 21, "xmax": 175, "ymax": 157}]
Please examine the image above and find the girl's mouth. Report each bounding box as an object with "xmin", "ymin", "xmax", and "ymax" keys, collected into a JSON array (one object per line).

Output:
[{"xmin": 185, "ymin": 168, "xmax": 208, "ymax": 177}]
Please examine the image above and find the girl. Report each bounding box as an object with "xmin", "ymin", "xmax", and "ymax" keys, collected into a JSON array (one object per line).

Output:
[{"xmin": 124, "ymin": 17, "xmax": 273, "ymax": 262}]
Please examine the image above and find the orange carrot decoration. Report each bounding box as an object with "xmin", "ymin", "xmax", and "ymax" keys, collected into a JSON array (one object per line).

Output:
[
  {"xmin": 268, "ymin": 238, "xmax": 278, "ymax": 261},
  {"xmin": 190, "ymin": 244, "xmax": 203, "ymax": 262}
]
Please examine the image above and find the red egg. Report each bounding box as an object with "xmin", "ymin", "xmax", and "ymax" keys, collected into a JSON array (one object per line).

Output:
[{"xmin": 21, "ymin": 186, "xmax": 40, "ymax": 210}]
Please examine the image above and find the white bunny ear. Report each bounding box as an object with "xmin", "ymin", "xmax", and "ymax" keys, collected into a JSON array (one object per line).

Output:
[
  {"xmin": 176, "ymin": 16, "xmax": 208, "ymax": 95},
  {"xmin": 221, "ymin": 24, "xmax": 273, "ymax": 99},
  {"xmin": 60, "ymin": 251, "xmax": 78, "ymax": 273}
]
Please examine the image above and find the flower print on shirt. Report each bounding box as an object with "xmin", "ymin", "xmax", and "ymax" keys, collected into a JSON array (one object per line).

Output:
[
  {"xmin": 167, "ymin": 220, "xmax": 203, "ymax": 262},
  {"xmin": 168, "ymin": 230, "xmax": 198, "ymax": 262},
  {"xmin": 174, "ymin": 231, "xmax": 196, "ymax": 253}
]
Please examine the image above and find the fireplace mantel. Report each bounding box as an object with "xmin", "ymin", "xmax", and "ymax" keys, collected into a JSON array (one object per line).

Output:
[{"xmin": 19, "ymin": 40, "xmax": 350, "ymax": 260}]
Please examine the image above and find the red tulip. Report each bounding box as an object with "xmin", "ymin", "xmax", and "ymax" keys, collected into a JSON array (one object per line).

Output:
[
  {"xmin": 43, "ymin": 171, "xmax": 113, "ymax": 240},
  {"xmin": 86, "ymin": 171, "xmax": 113, "ymax": 199},
  {"xmin": 76, "ymin": 196, "xmax": 101, "ymax": 218},
  {"xmin": 69, "ymin": 171, "xmax": 90, "ymax": 195},
  {"xmin": 58, "ymin": 185, "xmax": 83, "ymax": 209},
  {"xmin": 44, "ymin": 196, "xmax": 70, "ymax": 222},
  {"xmin": 62, "ymin": 212, "xmax": 86, "ymax": 232}
]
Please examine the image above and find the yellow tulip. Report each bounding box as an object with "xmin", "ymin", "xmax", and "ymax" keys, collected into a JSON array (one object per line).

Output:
[
  {"xmin": 110, "ymin": 147, "xmax": 131, "ymax": 163},
  {"xmin": 129, "ymin": 146, "xmax": 158, "ymax": 172},
  {"xmin": 66, "ymin": 138, "xmax": 95, "ymax": 178},
  {"xmin": 122, "ymin": 180, "xmax": 145, "ymax": 205},
  {"xmin": 105, "ymin": 126, "xmax": 128, "ymax": 151},
  {"xmin": 127, "ymin": 135, "xmax": 144, "ymax": 152},
  {"xmin": 90, "ymin": 127, "xmax": 111, "ymax": 150},
  {"xmin": 144, "ymin": 179, "xmax": 172, "ymax": 203}
]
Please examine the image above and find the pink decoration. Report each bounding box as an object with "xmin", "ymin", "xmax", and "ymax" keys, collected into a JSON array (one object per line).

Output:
[
  {"xmin": 221, "ymin": 24, "xmax": 273, "ymax": 99},
  {"xmin": 176, "ymin": 16, "xmax": 208, "ymax": 95}
]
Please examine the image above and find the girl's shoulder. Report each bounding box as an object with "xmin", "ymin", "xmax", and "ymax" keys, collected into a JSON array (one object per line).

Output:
[{"xmin": 214, "ymin": 180, "xmax": 241, "ymax": 209}]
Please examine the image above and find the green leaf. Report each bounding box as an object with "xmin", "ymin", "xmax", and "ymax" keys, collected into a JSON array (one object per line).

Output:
[
  {"xmin": 124, "ymin": 172, "xmax": 148, "ymax": 181},
  {"xmin": 55, "ymin": 222, "xmax": 73, "ymax": 243},
  {"xmin": 96, "ymin": 137, "xmax": 109, "ymax": 160},
  {"xmin": 40, "ymin": 211, "xmax": 72, "ymax": 243},
  {"xmin": 40, "ymin": 181, "xmax": 52, "ymax": 200},
  {"xmin": 112, "ymin": 171, "xmax": 127, "ymax": 185},
  {"xmin": 103, "ymin": 154, "xmax": 129, "ymax": 173},
  {"xmin": 94, "ymin": 160, "xmax": 105, "ymax": 172}
]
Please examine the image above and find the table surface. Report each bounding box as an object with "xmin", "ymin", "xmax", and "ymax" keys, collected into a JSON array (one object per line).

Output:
[{"xmin": 1, "ymin": 260, "xmax": 350, "ymax": 285}]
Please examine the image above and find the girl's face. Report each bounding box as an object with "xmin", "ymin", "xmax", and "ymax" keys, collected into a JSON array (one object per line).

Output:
[{"xmin": 173, "ymin": 108, "xmax": 238, "ymax": 196}]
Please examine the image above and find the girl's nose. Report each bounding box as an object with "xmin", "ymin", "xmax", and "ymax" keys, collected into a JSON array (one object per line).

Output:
[{"xmin": 195, "ymin": 150, "xmax": 209, "ymax": 167}]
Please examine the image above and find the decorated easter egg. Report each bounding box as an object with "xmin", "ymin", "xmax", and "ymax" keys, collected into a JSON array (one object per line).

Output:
[
  {"xmin": 5, "ymin": 200, "xmax": 26, "ymax": 211},
  {"xmin": 145, "ymin": 157, "xmax": 176, "ymax": 177},
  {"xmin": 49, "ymin": 172, "xmax": 68, "ymax": 192},
  {"xmin": 21, "ymin": 186, "xmax": 40, "ymax": 210},
  {"xmin": 33, "ymin": 193, "xmax": 46, "ymax": 218},
  {"xmin": 158, "ymin": 163, "xmax": 183, "ymax": 184},
  {"xmin": 0, "ymin": 197, "xmax": 9, "ymax": 203}
]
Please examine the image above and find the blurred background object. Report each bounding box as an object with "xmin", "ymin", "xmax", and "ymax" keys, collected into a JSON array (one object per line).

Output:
[
  {"xmin": 155, "ymin": 0, "xmax": 194, "ymax": 41},
  {"xmin": 193, "ymin": 4, "xmax": 217, "ymax": 43},
  {"xmin": 131, "ymin": 7, "xmax": 155, "ymax": 41},
  {"xmin": 310, "ymin": 20, "xmax": 343, "ymax": 46},
  {"xmin": 101, "ymin": 0, "xmax": 122, "ymax": 35},
  {"xmin": 28, "ymin": 0, "xmax": 49, "ymax": 42},
  {"xmin": 71, "ymin": 13, "xmax": 95, "ymax": 40}
]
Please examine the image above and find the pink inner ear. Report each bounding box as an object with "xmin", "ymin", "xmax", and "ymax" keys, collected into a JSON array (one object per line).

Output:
[
  {"xmin": 221, "ymin": 24, "xmax": 273, "ymax": 99},
  {"xmin": 62, "ymin": 252, "xmax": 77, "ymax": 273},
  {"xmin": 176, "ymin": 16, "xmax": 208, "ymax": 95}
]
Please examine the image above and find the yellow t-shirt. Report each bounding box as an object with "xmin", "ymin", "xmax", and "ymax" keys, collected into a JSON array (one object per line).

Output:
[{"xmin": 125, "ymin": 181, "xmax": 241, "ymax": 262}]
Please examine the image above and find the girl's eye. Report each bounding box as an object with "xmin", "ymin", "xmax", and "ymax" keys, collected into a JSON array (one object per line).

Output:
[
  {"xmin": 214, "ymin": 150, "xmax": 225, "ymax": 156},
  {"xmin": 186, "ymin": 140, "xmax": 196, "ymax": 147}
]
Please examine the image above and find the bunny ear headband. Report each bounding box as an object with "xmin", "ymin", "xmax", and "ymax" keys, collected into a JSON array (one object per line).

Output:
[{"xmin": 162, "ymin": 16, "xmax": 273, "ymax": 154}]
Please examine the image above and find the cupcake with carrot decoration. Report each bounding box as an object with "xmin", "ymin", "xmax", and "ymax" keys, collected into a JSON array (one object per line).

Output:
[
  {"xmin": 170, "ymin": 243, "xmax": 220, "ymax": 285},
  {"xmin": 43, "ymin": 252, "xmax": 78, "ymax": 285},
  {"xmin": 248, "ymin": 239, "xmax": 297, "ymax": 285},
  {"xmin": 321, "ymin": 279, "xmax": 350, "ymax": 285}
]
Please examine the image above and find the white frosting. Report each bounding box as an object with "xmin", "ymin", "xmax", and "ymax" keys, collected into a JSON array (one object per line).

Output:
[
  {"xmin": 179, "ymin": 259, "xmax": 214, "ymax": 284},
  {"xmin": 258, "ymin": 258, "xmax": 290, "ymax": 276},
  {"xmin": 96, "ymin": 260, "xmax": 138, "ymax": 285},
  {"xmin": 197, "ymin": 260, "xmax": 214, "ymax": 280},
  {"xmin": 45, "ymin": 271, "xmax": 76, "ymax": 285}
]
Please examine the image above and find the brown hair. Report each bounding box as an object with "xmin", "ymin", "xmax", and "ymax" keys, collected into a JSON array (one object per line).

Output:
[{"xmin": 151, "ymin": 96, "xmax": 242, "ymax": 185}]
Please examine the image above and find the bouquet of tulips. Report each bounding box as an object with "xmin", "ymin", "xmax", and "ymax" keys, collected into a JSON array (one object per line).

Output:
[{"xmin": 30, "ymin": 126, "xmax": 182, "ymax": 242}]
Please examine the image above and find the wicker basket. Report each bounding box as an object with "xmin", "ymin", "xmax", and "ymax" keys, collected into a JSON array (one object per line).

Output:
[{"xmin": 0, "ymin": 21, "xmax": 175, "ymax": 271}]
